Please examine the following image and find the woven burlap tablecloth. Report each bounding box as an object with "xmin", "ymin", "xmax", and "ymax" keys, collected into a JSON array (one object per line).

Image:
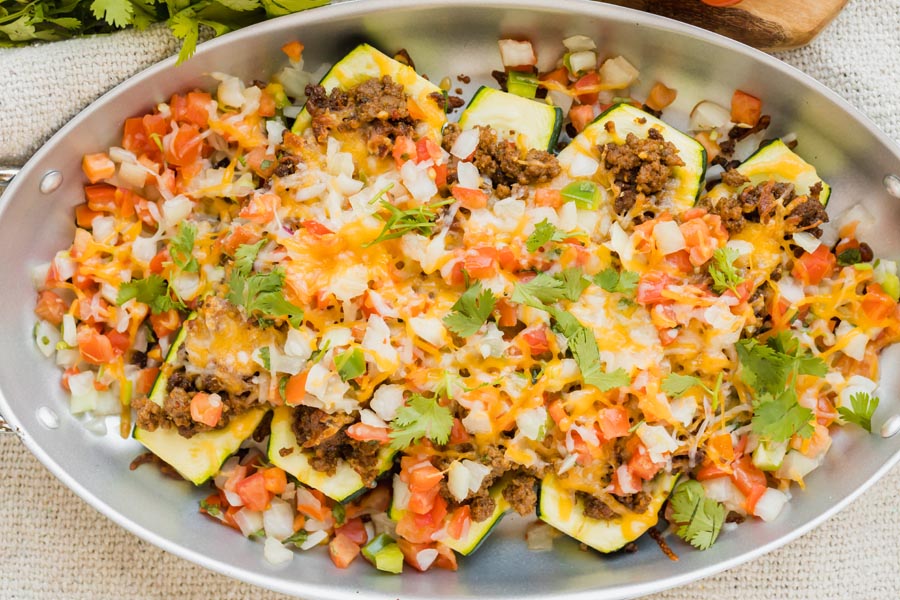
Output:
[{"xmin": 2, "ymin": 1, "xmax": 900, "ymax": 598}]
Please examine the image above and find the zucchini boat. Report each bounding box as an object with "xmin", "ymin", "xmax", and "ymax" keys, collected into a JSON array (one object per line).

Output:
[
  {"xmin": 133, "ymin": 409, "xmax": 268, "ymax": 485},
  {"xmin": 704, "ymin": 138, "xmax": 831, "ymax": 206},
  {"xmin": 267, "ymin": 406, "xmax": 396, "ymax": 503},
  {"xmin": 558, "ymin": 103, "xmax": 707, "ymax": 211},
  {"xmin": 147, "ymin": 315, "xmax": 193, "ymax": 406},
  {"xmin": 291, "ymin": 43, "xmax": 447, "ymax": 139},
  {"xmin": 388, "ymin": 477, "xmax": 510, "ymax": 556},
  {"xmin": 537, "ymin": 472, "xmax": 677, "ymax": 553},
  {"xmin": 456, "ymin": 86, "xmax": 564, "ymax": 152}
]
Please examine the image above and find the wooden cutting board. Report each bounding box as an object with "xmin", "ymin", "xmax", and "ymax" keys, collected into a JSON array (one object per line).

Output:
[{"xmin": 603, "ymin": 0, "xmax": 849, "ymax": 50}]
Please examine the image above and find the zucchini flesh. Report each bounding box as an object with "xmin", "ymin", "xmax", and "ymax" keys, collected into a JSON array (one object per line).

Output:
[
  {"xmin": 558, "ymin": 103, "xmax": 707, "ymax": 212},
  {"xmin": 704, "ymin": 138, "xmax": 831, "ymax": 206},
  {"xmin": 148, "ymin": 314, "xmax": 194, "ymax": 407},
  {"xmin": 456, "ymin": 86, "xmax": 564, "ymax": 152},
  {"xmin": 133, "ymin": 408, "xmax": 267, "ymax": 485},
  {"xmin": 538, "ymin": 473, "xmax": 677, "ymax": 553},
  {"xmin": 291, "ymin": 43, "xmax": 447, "ymax": 138},
  {"xmin": 267, "ymin": 406, "xmax": 395, "ymax": 503}
]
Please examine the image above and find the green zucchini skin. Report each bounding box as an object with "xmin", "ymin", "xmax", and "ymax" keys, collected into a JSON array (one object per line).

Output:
[
  {"xmin": 704, "ymin": 138, "xmax": 831, "ymax": 206},
  {"xmin": 455, "ymin": 86, "xmax": 564, "ymax": 152},
  {"xmin": 267, "ymin": 406, "xmax": 396, "ymax": 503},
  {"xmin": 147, "ymin": 315, "xmax": 193, "ymax": 407},
  {"xmin": 537, "ymin": 473, "xmax": 677, "ymax": 553},
  {"xmin": 557, "ymin": 103, "xmax": 707, "ymax": 211},
  {"xmin": 290, "ymin": 43, "xmax": 446, "ymax": 139}
]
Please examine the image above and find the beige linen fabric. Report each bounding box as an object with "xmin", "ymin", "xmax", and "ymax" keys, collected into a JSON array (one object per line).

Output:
[{"xmin": 2, "ymin": 1, "xmax": 900, "ymax": 598}]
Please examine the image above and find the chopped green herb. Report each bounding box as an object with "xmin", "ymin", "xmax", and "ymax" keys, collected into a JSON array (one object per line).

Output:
[
  {"xmin": 389, "ymin": 394, "xmax": 454, "ymax": 450},
  {"xmin": 278, "ymin": 375, "xmax": 289, "ymax": 401},
  {"xmin": 199, "ymin": 498, "xmax": 221, "ymax": 517},
  {"xmin": 332, "ymin": 502, "xmax": 346, "ymax": 526},
  {"xmin": 593, "ymin": 268, "xmax": 639, "ymax": 297},
  {"xmin": 559, "ymin": 267, "xmax": 591, "ymax": 302},
  {"xmin": 751, "ymin": 388, "xmax": 815, "ymax": 442},
  {"xmin": 366, "ymin": 198, "xmax": 452, "ymax": 246},
  {"xmin": 838, "ymin": 391, "xmax": 879, "ymax": 433},
  {"xmin": 282, "ymin": 529, "xmax": 309, "ymax": 548},
  {"xmin": 226, "ymin": 266, "xmax": 304, "ymax": 327},
  {"xmin": 259, "ymin": 346, "xmax": 271, "ymax": 371},
  {"xmin": 234, "ymin": 240, "xmax": 266, "ymax": 276},
  {"xmin": 260, "ymin": 159, "xmax": 273, "ymax": 170},
  {"xmin": 526, "ymin": 219, "xmax": 567, "ymax": 252},
  {"xmin": 443, "ymin": 282, "xmax": 496, "ymax": 337},
  {"xmin": 170, "ymin": 222, "xmax": 199, "ymax": 273},
  {"xmin": 670, "ymin": 480, "xmax": 725, "ymax": 550},
  {"xmin": 837, "ymin": 248, "xmax": 863, "ymax": 266},
  {"xmin": 116, "ymin": 274, "xmax": 175, "ymax": 314},
  {"xmin": 708, "ymin": 247, "xmax": 743, "ymax": 294}
]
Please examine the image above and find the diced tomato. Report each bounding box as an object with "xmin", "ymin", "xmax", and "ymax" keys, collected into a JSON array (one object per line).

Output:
[
  {"xmin": 184, "ymin": 92, "xmax": 213, "ymax": 127},
  {"xmin": 245, "ymin": 146, "xmax": 276, "ymax": 179},
  {"xmin": 135, "ymin": 366, "xmax": 159, "ymax": 396},
  {"xmin": 534, "ymin": 187, "xmax": 563, "ymax": 208},
  {"xmin": 346, "ymin": 484, "xmax": 392, "ymax": 520},
  {"xmin": 281, "ymin": 40, "xmax": 304, "ymax": 62},
  {"xmin": 547, "ymin": 399, "xmax": 570, "ymax": 431},
  {"xmin": 731, "ymin": 89, "xmax": 762, "ymax": 126},
  {"xmin": 730, "ymin": 455, "xmax": 767, "ymax": 512},
  {"xmin": 463, "ymin": 247, "xmax": 498, "ymax": 279},
  {"xmin": 861, "ymin": 283, "xmax": 897, "ymax": 321},
  {"xmin": 239, "ymin": 192, "xmax": 280, "ymax": 224},
  {"xmin": 261, "ymin": 467, "xmax": 287, "ymax": 494},
  {"xmin": 164, "ymin": 123, "xmax": 204, "ymax": 167},
  {"xmin": 645, "ymin": 81, "xmax": 677, "ymax": 112},
  {"xmin": 791, "ymin": 244, "xmax": 835, "ymax": 286},
  {"xmin": 190, "ymin": 392, "xmax": 223, "ymax": 427},
  {"xmin": 409, "ymin": 464, "xmax": 444, "ymax": 493},
  {"xmin": 329, "ymin": 533, "xmax": 361, "ymax": 569},
  {"xmin": 597, "ymin": 407, "xmax": 630, "ymax": 439},
  {"xmin": 495, "ymin": 298, "xmax": 518, "ymax": 327},
  {"xmin": 416, "ymin": 137, "xmax": 442, "ymax": 164},
  {"xmin": 569, "ymin": 104, "xmax": 595, "ymax": 133},
  {"xmin": 612, "ymin": 464, "xmax": 641, "ymax": 495},
  {"xmin": 449, "ymin": 418, "xmax": 471, "ymax": 445},
  {"xmin": 235, "ymin": 472, "xmax": 271, "ymax": 512},
  {"xmin": 84, "ymin": 184, "xmax": 118, "ymax": 212},
  {"xmin": 258, "ymin": 90, "xmax": 276, "ymax": 117},
  {"xmin": 707, "ymin": 432, "xmax": 735, "ymax": 466},
  {"xmin": 434, "ymin": 543, "xmax": 458, "ymax": 571},
  {"xmin": 396, "ymin": 502, "xmax": 443, "ymax": 544},
  {"xmin": 82, "ymin": 153, "xmax": 116, "ymax": 184},
  {"xmin": 520, "ymin": 325, "xmax": 551, "ymax": 355},
  {"xmin": 573, "ymin": 72, "xmax": 600, "ymax": 105},
  {"xmin": 284, "ymin": 371, "xmax": 308, "ymax": 406},
  {"xmin": 665, "ymin": 249, "xmax": 694, "ymax": 273},
  {"xmin": 447, "ymin": 505, "xmax": 471, "ymax": 540},
  {"xmin": 335, "ymin": 517, "xmax": 368, "ymax": 546},
  {"xmin": 35, "ymin": 290, "xmax": 68, "ymax": 325},
  {"xmin": 392, "ymin": 135, "xmax": 417, "ymax": 168},
  {"xmin": 106, "ymin": 329, "xmax": 130, "ymax": 355},
  {"xmin": 397, "ymin": 539, "xmax": 435, "ymax": 571},
  {"xmin": 76, "ymin": 327, "xmax": 115, "ymax": 365},
  {"xmin": 302, "ymin": 220, "xmax": 333, "ymax": 236},
  {"xmin": 433, "ymin": 162, "xmax": 448, "ymax": 188},
  {"xmin": 451, "ymin": 185, "xmax": 488, "ymax": 210},
  {"xmin": 200, "ymin": 492, "xmax": 226, "ymax": 518},
  {"xmin": 540, "ymin": 67, "xmax": 569, "ymax": 87},
  {"xmin": 695, "ymin": 461, "xmax": 730, "ymax": 481},
  {"xmin": 628, "ymin": 443, "xmax": 663, "ymax": 480},
  {"xmin": 74, "ymin": 204, "xmax": 103, "ymax": 229},
  {"xmin": 679, "ymin": 218, "xmax": 718, "ymax": 266},
  {"xmin": 701, "ymin": 0, "xmax": 743, "ymax": 5},
  {"xmin": 150, "ymin": 308, "xmax": 180, "ymax": 339},
  {"xmin": 220, "ymin": 225, "xmax": 260, "ymax": 254},
  {"xmin": 636, "ymin": 272, "xmax": 675, "ymax": 305},
  {"xmin": 346, "ymin": 423, "xmax": 390, "ymax": 444}
]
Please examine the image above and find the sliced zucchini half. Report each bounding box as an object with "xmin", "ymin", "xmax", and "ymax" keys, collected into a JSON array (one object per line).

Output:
[
  {"xmin": 456, "ymin": 86, "xmax": 564, "ymax": 152},
  {"xmin": 558, "ymin": 103, "xmax": 707, "ymax": 211},
  {"xmin": 133, "ymin": 408, "xmax": 268, "ymax": 485},
  {"xmin": 291, "ymin": 43, "xmax": 447, "ymax": 139},
  {"xmin": 267, "ymin": 406, "xmax": 396, "ymax": 503},
  {"xmin": 148, "ymin": 314, "xmax": 194, "ymax": 407},
  {"xmin": 704, "ymin": 138, "xmax": 831, "ymax": 206},
  {"xmin": 389, "ymin": 476, "xmax": 511, "ymax": 556},
  {"xmin": 538, "ymin": 472, "xmax": 677, "ymax": 553}
]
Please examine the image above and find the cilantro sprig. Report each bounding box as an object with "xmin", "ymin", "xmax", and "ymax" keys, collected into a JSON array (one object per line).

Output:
[
  {"xmin": 0, "ymin": 0, "xmax": 329, "ymax": 64},
  {"xmin": 226, "ymin": 241, "xmax": 304, "ymax": 327},
  {"xmin": 443, "ymin": 282, "xmax": 496, "ymax": 337},
  {"xmin": 708, "ymin": 247, "xmax": 743, "ymax": 294},
  {"xmin": 670, "ymin": 480, "xmax": 726, "ymax": 551},
  {"xmin": 838, "ymin": 392, "xmax": 880, "ymax": 433},
  {"xmin": 661, "ymin": 372, "xmax": 724, "ymax": 411},
  {"xmin": 388, "ymin": 394, "xmax": 454, "ymax": 450},
  {"xmin": 170, "ymin": 222, "xmax": 199, "ymax": 273},
  {"xmin": 525, "ymin": 219, "xmax": 568, "ymax": 252},
  {"xmin": 593, "ymin": 268, "xmax": 639, "ymax": 297},
  {"xmin": 117, "ymin": 274, "xmax": 175, "ymax": 313},
  {"xmin": 365, "ymin": 198, "xmax": 452, "ymax": 246}
]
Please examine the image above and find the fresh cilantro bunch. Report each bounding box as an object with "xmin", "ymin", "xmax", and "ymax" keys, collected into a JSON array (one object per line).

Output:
[
  {"xmin": 0, "ymin": 0, "xmax": 328, "ymax": 63},
  {"xmin": 670, "ymin": 480, "xmax": 726, "ymax": 550}
]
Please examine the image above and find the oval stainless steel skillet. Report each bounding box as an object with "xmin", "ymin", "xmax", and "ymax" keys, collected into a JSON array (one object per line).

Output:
[{"xmin": 1, "ymin": 1, "xmax": 899, "ymax": 598}]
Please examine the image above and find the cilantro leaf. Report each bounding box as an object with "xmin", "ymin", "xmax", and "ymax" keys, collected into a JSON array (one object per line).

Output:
[
  {"xmin": 258, "ymin": 346, "xmax": 271, "ymax": 371},
  {"xmin": 751, "ymin": 388, "xmax": 815, "ymax": 442},
  {"xmin": 90, "ymin": 0, "xmax": 134, "ymax": 28},
  {"xmin": 443, "ymin": 282, "xmax": 496, "ymax": 337},
  {"xmin": 170, "ymin": 222, "xmax": 199, "ymax": 272},
  {"xmin": 389, "ymin": 394, "xmax": 454, "ymax": 450},
  {"xmin": 334, "ymin": 347, "xmax": 366, "ymax": 382},
  {"xmin": 169, "ymin": 9, "xmax": 199, "ymax": 65},
  {"xmin": 512, "ymin": 272, "xmax": 566, "ymax": 304},
  {"xmin": 838, "ymin": 392, "xmax": 879, "ymax": 433},
  {"xmin": 661, "ymin": 373, "xmax": 704, "ymax": 398},
  {"xmin": 331, "ymin": 501, "xmax": 346, "ymax": 526},
  {"xmin": 559, "ymin": 267, "xmax": 591, "ymax": 302},
  {"xmin": 593, "ymin": 268, "xmax": 638, "ymax": 296},
  {"xmin": 227, "ymin": 267, "xmax": 305, "ymax": 327},
  {"xmin": 234, "ymin": 240, "xmax": 265, "ymax": 277},
  {"xmin": 670, "ymin": 480, "xmax": 725, "ymax": 551},
  {"xmin": 282, "ymin": 529, "xmax": 309, "ymax": 547},
  {"xmin": 199, "ymin": 498, "xmax": 222, "ymax": 517},
  {"xmin": 526, "ymin": 219, "xmax": 567, "ymax": 252},
  {"xmin": 737, "ymin": 334, "xmax": 827, "ymax": 395},
  {"xmin": 366, "ymin": 198, "xmax": 452, "ymax": 246},
  {"xmin": 116, "ymin": 274, "xmax": 174, "ymax": 314},
  {"xmin": 837, "ymin": 248, "xmax": 862, "ymax": 266},
  {"xmin": 708, "ymin": 247, "xmax": 743, "ymax": 294}
]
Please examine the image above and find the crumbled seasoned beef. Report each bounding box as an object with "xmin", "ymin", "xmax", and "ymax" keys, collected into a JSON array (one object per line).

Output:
[
  {"xmin": 305, "ymin": 75, "xmax": 426, "ymax": 157},
  {"xmin": 290, "ymin": 406, "xmax": 384, "ymax": 483},
  {"xmin": 502, "ymin": 473, "xmax": 538, "ymax": 516},
  {"xmin": 579, "ymin": 492, "xmax": 617, "ymax": 520},
  {"xmin": 129, "ymin": 451, "xmax": 185, "ymax": 480},
  {"xmin": 601, "ymin": 127, "xmax": 684, "ymax": 214},
  {"xmin": 701, "ymin": 178, "xmax": 829, "ymax": 235},
  {"xmin": 616, "ymin": 491, "xmax": 651, "ymax": 514},
  {"xmin": 721, "ymin": 167, "xmax": 749, "ymax": 188},
  {"xmin": 469, "ymin": 494, "xmax": 498, "ymax": 523},
  {"xmin": 292, "ymin": 405, "xmax": 355, "ymax": 449},
  {"xmin": 441, "ymin": 123, "xmax": 560, "ymax": 198},
  {"xmin": 273, "ymin": 155, "xmax": 297, "ymax": 177}
]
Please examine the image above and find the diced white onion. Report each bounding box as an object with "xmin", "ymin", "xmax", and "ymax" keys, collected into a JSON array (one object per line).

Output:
[
  {"xmin": 359, "ymin": 408, "xmax": 389, "ymax": 429},
  {"xmin": 299, "ymin": 529, "xmax": 329, "ymax": 551},
  {"xmin": 91, "ymin": 216, "xmax": 116, "ymax": 244},
  {"xmin": 635, "ymin": 424, "xmax": 679, "ymax": 463},
  {"xmin": 792, "ymin": 232, "xmax": 822, "ymax": 254},
  {"xmin": 400, "ymin": 159, "xmax": 438, "ymax": 202},
  {"xmin": 34, "ymin": 320, "xmax": 60, "ymax": 357},
  {"xmin": 234, "ymin": 508, "xmax": 264, "ymax": 537},
  {"xmin": 132, "ymin": 236, "xmax": 158, "ymax": 264},
  {"xmin": 777, "ymin": 277, "xmax": 805, "ymax": 305},
  {"xmin": 283, "ymin": 105, "xmax": 303, "ymax": 119},
  {"xmin": 213, "ymin": 73, "xmax": 246, "ymax": 108},
  {"xmin": 606, "ymin": 221, "xmax": 633, "ymax": 261},
  {"xmin": 266, "ymin": 119, "xmax": 287, "ymax": 152},
  {"xmin": 284, "ymin": 328, "xmax": 314, "ymax": 361},
  {"xmin": 838, "ymin": 375, "xmax": 877, "ymax": 409},
  {"xmin": 447, "ymin": 461, "xmax": 471, "ymax": 502},
  {"xmin": 526, "ymin": 522, "xmax": 558, "ymax": 552},
  {"xmin": 616, "ymin": 464, "xmax": 640, "ymax": 494},
  {"xmin": 726, "ymin": 239, "xmax": 754, "ymax": 256},
  {"xmin": 56, "ymin": 348, "xmax": 80, "ymax": 368},
  {"xmin": 371, "ymin": 384, "xmax": 405, "ymax": 422},
  {"xmin": 118, "ymin": 161, "xmax": 147, "ymax": 189},
  {"xmin": 689, "ymin": 100, "xmax": 731, "ymax": 131},
  {"xmin": 776, "ymin": 451, "xmax": 820, "ymax": 482},
  {"xmin": 450, "ymin": 130, "xmax": 480, "ymax": 160},
  {"xmin": 653, "ymin": 220, "xmax": 686, "ymax": 255},
  {"xmin": 54, "ymin": 252, "xmax": 76, "ymax": 282},
  {"xmin": 263, "ymin": 497, "xmax": 296, "ymax": 541},
  {"xmin": 162, "ymin": 195, "xmax": 193, "ymax": 227},
  {"xmin": 462, "ymin": 407, "xmax": 492, "ymax": 434},
  {"xmin": 462, "ymin": 459, "xmax": 492, "ymax": 493},
  {"xmin": 409, "ymin": 317, "xmax": 446, "ymax": 347},
  {"xmin": 335, "ymin": 173, "xmax": 365, "ymax": 196},
  {"xmin": 108, "ymin": 146, "xmax": 137, "ymax": 163},
  {"xmin": 701, "ymin": 476, "xmax": 746, "ymax": 514},
  {"xmin": 557, "ymin": 453, "xmax": 578, "ymax": 475},
  {"xmin": 842, "ymin": 329, "xmax": 869, "ymax": 362},
  {"xmin": 568, "ymin": 50, "xmax": 597, "ymax": 75},
  {"xmin": 568, "ymin": 152, "xmax": 599, "ymax": 178},
  {"xmin": 415, "ymin": 549, "xmax": 439, "ymax": 571},
  {"xmin": 171, "ymin": 272, "xmax": 201, "ymax": 301},
  {"xmin": 392, "ymin": 475, "xmax": 411, "ymax": 512},
  {"xmin": 753, "ymin": 488, "xmax": 788, "ymax": 522},
  {"xmin": 93, "ymin": 389, "xmax": 120, "ymax": 416},
  {"xmin": 62, "ymin": 314, "xmax": 77, "ymax": 347},
  {"xmin": 562, "ymin": 35, "xmax": 596, "ymax": 52},
  {"xmin": 498, "ymin": 39, "xmax": 536, "ymax": 69},
  {"xmin": 598, "ymin": 55, "xmax": 638, "ymax": 89},
  {"xmin": 547, "ymin": 89, "xmax": 574, "ymax": 115},
  {"xmin": 456, "ymin": 161, "xmax": 480, "ymax": 189},
  {"xmin": 264, "ymin": 536, "xmax": 294, "ymax": 565},
  {"xmin": 837, "ymin": 203, "xmax": 876, "ymax": 239}
]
